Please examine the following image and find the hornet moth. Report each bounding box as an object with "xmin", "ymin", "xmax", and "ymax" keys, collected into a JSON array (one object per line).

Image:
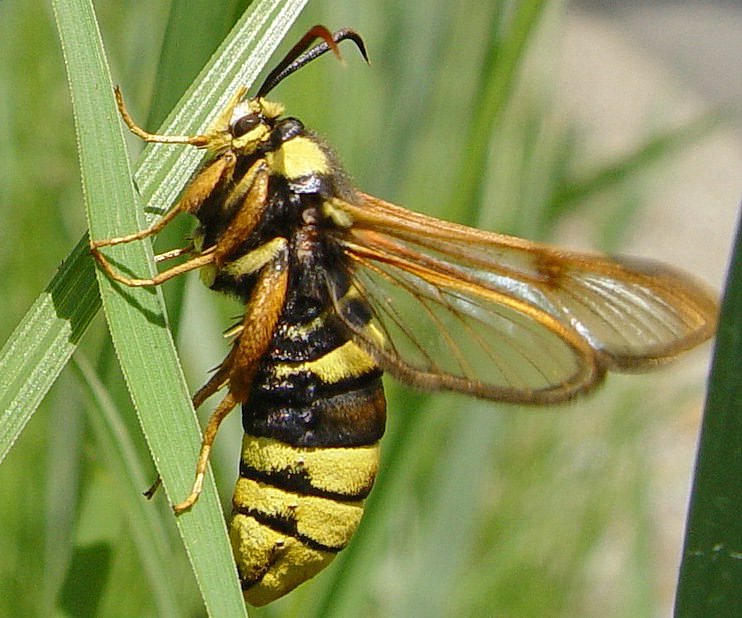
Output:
[{"xmin": 90, "ymin": 26, "xmax": 718, "ymax": 606}]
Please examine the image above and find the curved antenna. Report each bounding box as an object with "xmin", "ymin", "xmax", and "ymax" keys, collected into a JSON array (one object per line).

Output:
[{"xmin": 256, "ymin": 25, "xmax": 369, "ymax": 98}]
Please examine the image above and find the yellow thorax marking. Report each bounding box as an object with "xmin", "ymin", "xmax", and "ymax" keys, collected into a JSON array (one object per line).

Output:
[{"xmin": 267, "ymin": 136, "xmax": 330, "ymax": 179}]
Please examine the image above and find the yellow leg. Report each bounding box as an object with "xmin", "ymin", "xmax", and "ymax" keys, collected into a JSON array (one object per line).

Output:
[
  {"xmin": 91, "ymin": 246, "xmax": 216, "ymax": 288},
  {"xmin": 114, "ymin": 85, "xmax": 246, "ymax": 147},
  {"xmin": 89, "ymin": 151, "xmax": 237, "ymax": 285},
  {"xmin": 172, "ymin": 239, "xmax": 289, "ymax": 514},
  {"xmin": 155, "ymin": 245, "xmax": 194, "ymax": 263},
  {"xmin": 173, "ymin": 391, "xmax": 239, "ymax": 514},
  {"xmin": 89, "ymin": 197, "xmax": 191, "ymax": 251}
]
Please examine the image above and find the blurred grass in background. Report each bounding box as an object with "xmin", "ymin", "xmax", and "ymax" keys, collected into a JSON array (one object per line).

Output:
[{"xmin": 0, "ymin": 1, "xmax": 726, "ymax": 616}]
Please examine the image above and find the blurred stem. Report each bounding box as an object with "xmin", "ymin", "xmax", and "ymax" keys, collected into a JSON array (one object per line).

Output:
[
  {"xmin": 551, "ymin": 110, "xmax": 724, "ymax": 221},
  {"xmin": 451, "ymin": 0, "xmax": 547, "ymax": 226}
]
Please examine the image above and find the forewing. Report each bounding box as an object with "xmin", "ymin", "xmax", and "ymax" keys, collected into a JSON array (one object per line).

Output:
[{"xmin": 328, "ymin": 193, "xmax": 717, "ymax": 403}]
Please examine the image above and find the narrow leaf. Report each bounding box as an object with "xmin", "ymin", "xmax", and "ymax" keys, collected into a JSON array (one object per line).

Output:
[
  {"xmin": 52, "ymin": 0, "xmax": 246, "ymax": 615},
  {"xmin": 72, "ymin": 356, "xmax": 183, "ymax": 616},
  {"xmin": 676, "ymin": 212, "xmax": 742, "ymax": 617},
  {"xmin": 0, "ymin": 0, "xmax": 309, "ymax": 614}
]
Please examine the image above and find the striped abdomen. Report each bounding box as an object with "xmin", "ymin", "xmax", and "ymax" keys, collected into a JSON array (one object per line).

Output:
[{"xmin": 229, "ymin": 289, "xmax": 386, "ymax": 606}]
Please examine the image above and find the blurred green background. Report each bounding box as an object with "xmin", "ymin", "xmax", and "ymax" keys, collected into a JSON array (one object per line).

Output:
[{"xmin": 0, "ymin": 1, "xmax": 736, "ymax": 616}]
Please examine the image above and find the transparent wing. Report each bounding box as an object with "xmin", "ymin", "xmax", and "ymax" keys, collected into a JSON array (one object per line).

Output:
[{"xmin": 327, "ymin": 193, "xmax": 717, "ymax": 404}]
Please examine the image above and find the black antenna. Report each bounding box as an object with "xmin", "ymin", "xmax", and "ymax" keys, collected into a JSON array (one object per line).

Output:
[{"xmin": 256, "ymin": 25, "xmax": 369, "ymax": 98}]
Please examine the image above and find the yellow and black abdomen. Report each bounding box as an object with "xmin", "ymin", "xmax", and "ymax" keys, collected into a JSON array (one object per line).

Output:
[{"xmin": 229, "ymin": 279, "xmax": 386, "ymax": 606}]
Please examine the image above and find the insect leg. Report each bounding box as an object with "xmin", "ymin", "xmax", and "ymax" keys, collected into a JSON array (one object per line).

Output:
[
  {"xmin": 114, "ymin": 85, "xmax": 247, "ymax": 147},
  {"xmin": 91, "ymin": 245, "xmax": 217, "ymax": 287},
  {"xmin": 90, "ymin": 153, "xmax": 236, "ymax": 254},
  {"xmin": 143, "ymin": 476, "xmax": 162, "ymax": 500},
  {"xmin": 172, "ymin": 391, "xmax": 240, "ymax": 514},
  {"xmin": 89, "ymin": 194, "xmax": 190, "ymax": 251},
  {"xmin": 172, "ymin": 238, "xmax": 290, "ymax": 514},
  {"xmin": 213, "ymin": 162, "xmax": 270, "ymax": 265},
  {"xmin": 90, "ymin": 152, "xmax": 241, "ymax": 284},
  {"xmin": 154, "ymin": 245, "xmax": 194, "ymax": 263}
]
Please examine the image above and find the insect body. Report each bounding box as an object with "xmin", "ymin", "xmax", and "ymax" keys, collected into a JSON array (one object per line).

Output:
[{"xmin": 91, "ymin": 26, "xmax": 718, "ymax": 606}]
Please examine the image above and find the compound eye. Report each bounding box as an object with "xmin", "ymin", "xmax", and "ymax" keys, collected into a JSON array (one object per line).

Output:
[{"xmin": 231, "ymin": 113, "xmax": 261, "ymax": 137}]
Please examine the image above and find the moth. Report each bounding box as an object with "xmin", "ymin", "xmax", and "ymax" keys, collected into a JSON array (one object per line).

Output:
[{"xmin": 90, "ymin": 26, "xmax": 717, "ymax": 606}]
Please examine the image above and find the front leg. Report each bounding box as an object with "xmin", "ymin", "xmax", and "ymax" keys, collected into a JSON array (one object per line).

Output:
[
  {"xmin": 89, "ymin": 156, "xmax": 271, "ymax": 288},
  {"xmin": 89, "ymin": 154, "xmax": 237, "ymax": 286}
]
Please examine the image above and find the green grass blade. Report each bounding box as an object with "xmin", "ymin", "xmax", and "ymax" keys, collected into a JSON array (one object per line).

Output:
[
  {"xmin": 72, "ymin": 356, "xmax": 182, "ymax": 616},
  {"xmin": 147, "ymin": 0, "xmax": 252, "ymax": 128},
  {"xmin": 450, "ymin": 0, "xmax": 547, "ymax": 225},
  {"xmin": 0, "ymin": 237, "xmax": 99, "ymax": 463},
  {"xmin": 0, "ymin": 0, "xmax": 308, "ymax": 466},
  {"xmin": 52, "ymin": 1, "xmax": 246, "ymax": 615},
  {"xmin": 551, "ymin": 111, "xmax": 725, "ymax": 219},
  {"xmin": 676, "ymin": 213, "xmax": 742, "ymax": 617},
  {"xmin": 0, "ymin": 0, "xmax": 308, "ymax": 613}
]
